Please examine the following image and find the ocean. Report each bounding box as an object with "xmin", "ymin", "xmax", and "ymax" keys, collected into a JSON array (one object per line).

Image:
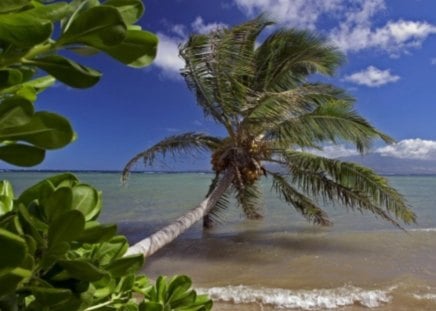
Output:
[{"xmin": 2, "ymin": 171, "xmax": 436, "ymax": 310}]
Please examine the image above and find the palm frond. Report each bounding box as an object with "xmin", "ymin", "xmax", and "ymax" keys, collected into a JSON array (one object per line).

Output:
[
  {"xmin": 265, "ymin": 100, "xmax": 393, "ymax": 151},
  {"xmin": 254, "ymin": 29, "xmax": 344, "ymax": 92},
  {"xmin": 269, "ymin": 171, "xmax": 331, "ymax": 226},
  {"xmin": 180, "ymin": 16, "xmax": 272, "ymax": 133},
  {"xmin": 180, "ymin": 33, "xmax": 230, "ymax": 126},
  {"xmin": 241, "ymin": 83, "xmax": 353, "ymax": 137},
  {"xmin": 204, "ymin": 173, "xmax": 234, "ymax": 226},
  {"xmin": 278, "ymin": 151, "xmax": 416, "ymax": 226},
  {"xmin": 235, "ymin": 182, "xmax": 263, "ymax": 219},
  {"xmin": 122, "ymin": 133, "xmax": 221, "ymax": 182}
]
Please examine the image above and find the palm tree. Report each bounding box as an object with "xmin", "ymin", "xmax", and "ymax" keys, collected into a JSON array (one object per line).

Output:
[{"xmin": 123, "ymin": 17, "xmax": 416, "ymax": 257}]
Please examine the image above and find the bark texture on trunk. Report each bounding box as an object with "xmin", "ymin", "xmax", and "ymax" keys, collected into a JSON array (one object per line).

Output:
[{"xmin": 126, "ymin": 171, "xmax": 233, "ymax": 258}]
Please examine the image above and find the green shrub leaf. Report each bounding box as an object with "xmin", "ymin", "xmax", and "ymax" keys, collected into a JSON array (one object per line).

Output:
[
  {"xmin": 77, "ymin": 222, "xmax": 117, "ymax": 243},
  {"xmin": 0, "ymin": 228, "xmax": 27, "ymax": 276},
  {"xmin": 95, "ymin": 236, "xmax": 129, "ymax": 265},
  {"xmin": 48, "ymin": 210, "xmax": 85, "ymax": 247},
  {"xmin": 0, "ymin": 0, "xmax": 30, "ymax": 14},
  {"xmin": 139, "ymin": 302, "xmax": 164, "ymax": 311},
  {"xmin": 72, "ymin": 184, "xmax": 102, "ymax": 220},
  {"xmin": 0, "ymin": 96, "xmax": 34, "ymax": 130},
  {"xmin": 18, "ymin": 173, "xmax": 78, "ymax": 207},
  {"xmin": 58, "ymin": 260, "xmax": 108, "ymax": 281},
  {"xmin": 104, "ymin": 0, "xmax": 144, "ymax": 25},
  {"xmin": 0, "ymin": 69, "xmax": 23, "ymax": 88},
  {"xmin": 102, "ymin": 30, "xmax": 158, "ymax": 67},
  {"xmin": 0, "ymin": 144, "xmax": 45, "ymax": 167},
  {"xmin": 29, "ymin": 55, "xmax": 101, "ymax": 88},
  {"xmin": 26, "ymin": 3, "xmax": 73, "ymax": 22},
  {"xmin": 105, "ymin": 254, "xmax": 144, "ymax": 277},
  {"xmin": 0, "ymin": 13, "xmax": 52, "ymax": 47},
  {"xmin": 0, "ymin": 273, "xmax": 23, "ymax": 297},
  {"xmin": 58, "ymin": 6, "xmax": 127, "ymax": 47},
  {"xmin": 42, "ymin": 187, "xmax": 73, "ymax": 222},
  {"xmin": 27, "ymin": 286, "xmax": 72, "ymax": 307},
  {"xmin": 0, "ymin": 111, "xmax": 74, "ymax": 149}
]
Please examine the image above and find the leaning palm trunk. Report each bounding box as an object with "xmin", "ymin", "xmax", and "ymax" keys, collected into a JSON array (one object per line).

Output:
[{"xmin": 126, "ymin": 171, "xmax": 234, "ymax": 257}]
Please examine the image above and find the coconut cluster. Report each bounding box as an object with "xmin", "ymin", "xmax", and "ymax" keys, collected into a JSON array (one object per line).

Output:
[{"xmin": 211, "ymin": 140, "xmax": 268, "ymax": 185}]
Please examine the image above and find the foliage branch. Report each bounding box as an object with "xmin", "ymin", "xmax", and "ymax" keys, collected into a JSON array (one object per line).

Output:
[{"xmin": 0, "ymin": 1, "xmax": 212, "ymax": 310}]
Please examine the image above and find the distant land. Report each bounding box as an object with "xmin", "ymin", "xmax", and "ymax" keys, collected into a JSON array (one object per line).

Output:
[{"xmin": 339, "ymin": 154, "xmax": 436, "ymax": 175}]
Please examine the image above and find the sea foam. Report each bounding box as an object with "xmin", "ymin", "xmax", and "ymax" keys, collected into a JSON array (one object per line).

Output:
[
  {"xmin": 413, "ymin": 293, "xmax": 436, "ymax": 301},
  {"xmin": 410, "ymin": 228, "xmax": 436, "ymax": 232},
  {"xmin": 198, "ymin": 285, "xmax": 392, "ymax": 310}
]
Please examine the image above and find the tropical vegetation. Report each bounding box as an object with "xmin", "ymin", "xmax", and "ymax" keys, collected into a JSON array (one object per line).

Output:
[
  {"xmin": 0, "ymin": 0, "xmax": 211, "ymax": 310},
  {"xmin": 124, "ymin": 17, "xmax": 416, "ymax": 257}
]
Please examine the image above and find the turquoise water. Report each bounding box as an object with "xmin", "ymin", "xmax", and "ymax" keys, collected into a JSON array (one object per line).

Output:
[{"xmin": 2, "ymin": 172, "xmax": 436, "ymax": 310}]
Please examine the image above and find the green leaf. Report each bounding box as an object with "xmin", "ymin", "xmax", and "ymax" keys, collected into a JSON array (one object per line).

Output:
[
  {"xmin": 58, "ymin": 6, "xmax": 127, "ymax": 47},
  {"xmin": 0, "ymin": 69, "xmax": 23, "ymax": 88},
  {"xmin": 0, "ymin": 13, "xmax": 52, "ymax": 47},
  {"xmin": 0, "ymin": 180, "xmax": 14, "ymax": 199},
  {"xmin": 71, "ymin": 184, "xmax": 102, "ymax": 220},
  {"xmin": 48, "ymin": 210, "xmax": 85, "ymax": 247},
  {"xmin": 102, "ymin": 30, "xmax": 158, "ymax": 67},
  {"xmin": 27, "ymin": 286, "xmax": 72, "ymax": 307},
  {"xmin": 95, "ymin": 236, "xmax": 129, "ymax": 265},
  {"xmin": 0, "ymin": 273, "xmax": 22, "ymax": 297},
  {"xmin": 15, "ymin": 86, "xmax": 37, "ymax": 102},
  {"xmin": 40, "ymin": 241, "xmax": 70, "ymax": 270},
  {"xmin": 105, "ymin": 254, "xmax": 144, "ymax": 277},
  {"xmin": 28, "ymin": 55, "xmax": 101, "ymax": 88},
  {"xmin": 0, "ymin": 96, "xmax": 34, "ymax": 130},
  {"xmin": 0, "ymin": 228, "xmax": 27, "ymax": 276},
  {"xmin": 19, "ymin": 75, "xmax": 55, "ymax": 93},
  {"xmin": 104, "ymin": 0, "xmax": 144, "ymax": 25},
  {"xmin": 0, "ymin": 76, "xmax": 55, "ymax": 99},
  {"xmin": 0, "ymin": 111, "xmax": 74, "ymax": 149},
  {"xmin": 58, "ymin": 260, "xmax": 108, "ymax": 281},
  {"xmin": 77, "ymin": 222, "xmax": 117, "ymax": 243},
  {"xmin": 167, "ymin": 275, "xmax": 192, "ymax": 301},
  {"xmin": 17, "ymin": 203, "xmax": 48, "ymax": 240},
  {"xmin": 139, "ymin": 302, "xmax": 163, "ymax": 311},
  {"xmin": 26, "ymin": 3, "xmax": 73, "ymax": 23},
  {"xmin": 156, "ymin": 276, "xmax": 167, "ymax": 303},
  {"xmin": 42, "ymin": 187, "xmax": 73, "ymax": 222},
  {"xmin": 0, "ymin": 0, "xmax": 30, "ymax": 14},
  {"xmin": 0, "ymin": 199, "xmax": 13, "ymax": 216},
  {"xmin": 0, "ymin": 144, "xmax": 45, "ymax": 167},
  {"xmin": 18, "ymin": 173, "xmax": 78, "ymax": 207}
]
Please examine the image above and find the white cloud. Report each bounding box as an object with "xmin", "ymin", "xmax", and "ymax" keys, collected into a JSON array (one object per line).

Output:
[
  {"xmin": 191, "ymin": 17, "xmax": 227, "ymax": 34},
  {"xmin": 302, "ymin": 139, "xmax": 436, "ymax": 160},
  {"xmin": 233, "ymin": 0, "xmax": 436, "ymax": 55},
  {"xmin": 331, "ymin": 20, "xmax": 436, "ymax": 54},
  {"xmin": 234, "ymin": 0, "xmax": 342, "ymax": 30},
  {"xmin": 307, "ymin": 145, "xmax": 360, "ymax": 158},
  {"xmin": 154, "ymin": 33, "xmax": 185, "ymax": 78},
  {"xmin": 431, "ymin": 58, "xmax": 436, "ymax": 65},
  {"xmin": 376, "ymin": 139, "xmax": 436, "ymax": 160},
  {"xmin": 154, "ymin": 17, "xmax": 227, "ymax": 78},
  {"xmin": 344, "ymin": 66, "xmax": 400, "ymax": 87},
  {"xmin": 171, "ymin": 24, "xmax": 187, "ymax": 38}
]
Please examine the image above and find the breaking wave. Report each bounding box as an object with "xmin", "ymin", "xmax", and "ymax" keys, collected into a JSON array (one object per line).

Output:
[{"xmin": 198, "ymin": 285, "xmax": 392, "ymax": 310}]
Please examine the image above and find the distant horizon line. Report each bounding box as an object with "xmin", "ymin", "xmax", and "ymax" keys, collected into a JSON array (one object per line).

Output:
[
  {"xmin": 1, "ymin": 169, "xmax": 436, "ymax": 177},
  {"xmin": 0, "ymin": 169, "xmax": 214, "ymax": 174}
]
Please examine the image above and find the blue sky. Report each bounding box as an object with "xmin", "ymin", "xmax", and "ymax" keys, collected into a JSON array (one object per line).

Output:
[{"xmin": 4, "ymin": 0, "xmax": 436, "ymax": 170}]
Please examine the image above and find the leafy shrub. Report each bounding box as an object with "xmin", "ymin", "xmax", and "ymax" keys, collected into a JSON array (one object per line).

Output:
[
  {"xmin": 0, "ymin": 175, "xmax": 212, "ymax": 310},
  {"xmin": 0, "ymin": 0, "xmax": 212, "ymax": 310}
]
